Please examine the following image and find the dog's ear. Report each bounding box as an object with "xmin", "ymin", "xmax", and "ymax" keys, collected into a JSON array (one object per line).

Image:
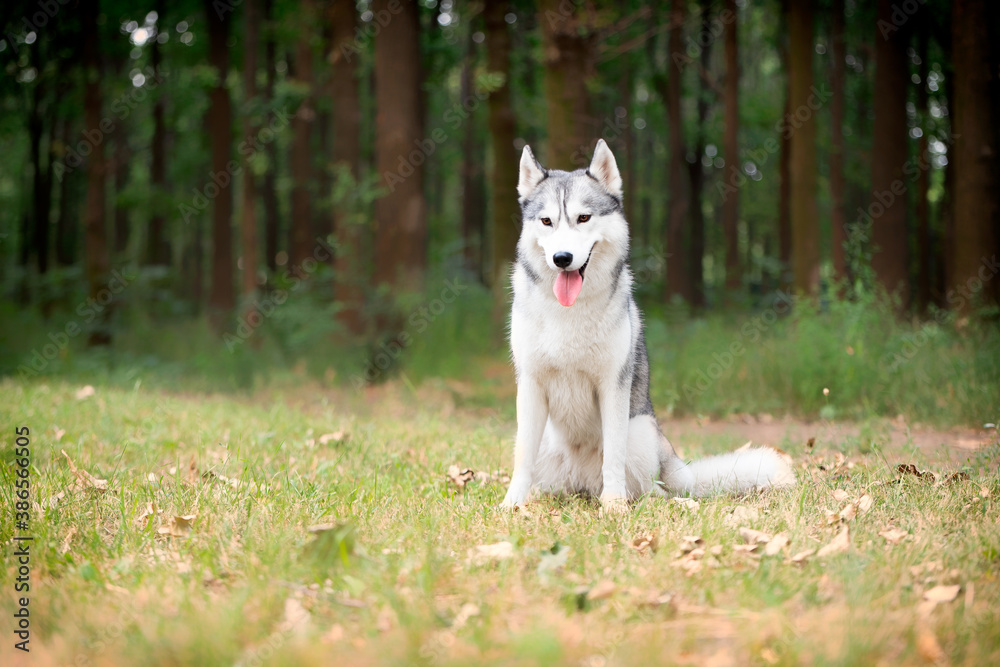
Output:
[
  {"xmin": 518, "ymin": 145, "xmax": 547, "ymax": 198},
  {"xmin": 587, "ymin": 138, "xmax": 623, "ymax": 199}
]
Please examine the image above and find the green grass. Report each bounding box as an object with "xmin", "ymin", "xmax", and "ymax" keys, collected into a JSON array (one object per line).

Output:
[{"xmin": 2, "ymin": 378, "xmax": 998, "ymax": 665}]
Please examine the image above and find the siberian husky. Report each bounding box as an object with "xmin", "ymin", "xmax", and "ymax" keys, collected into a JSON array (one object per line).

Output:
[{"xmin": 500, "ymin": 139, "xmax": 795, "ymax": 510}]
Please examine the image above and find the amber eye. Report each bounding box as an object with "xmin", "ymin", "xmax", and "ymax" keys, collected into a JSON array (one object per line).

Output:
[
  {"xmin": 541, "ymin": 217, "xmax": 552, "ymax": 226},
  {"xmin": 578, "ymin": 214, "xmax": 591, "ymax": 223}
]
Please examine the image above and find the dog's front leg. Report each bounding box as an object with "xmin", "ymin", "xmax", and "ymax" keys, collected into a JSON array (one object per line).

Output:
[
  {"xmin": 500, "ymin": 376, "xmax": 548, "ymax": 508},
  {"xmin": 598, "ymin": 378, "xmax": 631, "ymax": 511}
]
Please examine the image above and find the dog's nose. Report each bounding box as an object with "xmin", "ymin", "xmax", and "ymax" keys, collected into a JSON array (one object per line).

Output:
[{"xmin": 553, "ymin": 252, "xmax": 573, "ymax": 268}]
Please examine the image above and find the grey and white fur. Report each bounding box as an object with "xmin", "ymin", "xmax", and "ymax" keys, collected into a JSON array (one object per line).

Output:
[{"xmin": 500, "ymin": 139, "xmax": 795, "ymax": 510}]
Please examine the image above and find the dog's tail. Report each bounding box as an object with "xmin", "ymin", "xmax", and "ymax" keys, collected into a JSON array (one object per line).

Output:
[{"xmin": 660, "ymin": 446, "xmax": 796, "ymax": 497}]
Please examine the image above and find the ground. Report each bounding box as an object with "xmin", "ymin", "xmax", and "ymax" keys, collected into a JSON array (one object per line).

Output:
[{"xmin": 1, "ymin": 376, "xmax": 998, "ymax": 666}]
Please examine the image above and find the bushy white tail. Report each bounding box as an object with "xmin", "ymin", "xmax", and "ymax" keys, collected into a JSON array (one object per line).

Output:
[{"xmin": 663, "ymin": 446, "xmax": 796, "ymax": 497}]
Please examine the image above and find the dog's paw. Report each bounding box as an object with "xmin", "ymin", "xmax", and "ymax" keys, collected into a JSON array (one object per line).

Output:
[{"xmin": 599, "ymin": 493, "xmax": 629, "ymax": 516}]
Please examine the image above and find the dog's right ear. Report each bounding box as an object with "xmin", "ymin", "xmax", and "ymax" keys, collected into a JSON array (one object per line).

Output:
[{"xmin": 518, "ymin": 145, "xmax": 547, "ymax": 198}]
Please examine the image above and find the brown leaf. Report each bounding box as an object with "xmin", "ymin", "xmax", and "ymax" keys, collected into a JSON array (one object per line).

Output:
[
  {"xmin": 59, "ymin": 526, "xmax": 77, "ymax": 555},
  {"xmin": 838, "ymin": 503, "xmax": 857, "ymax": 523},
  {"xmin": 135, "ymin": 502, "xmax": 156, "ymax": 529},
  {"xmin": 446, "ymin": 465, "xmax": 476, "ymax": 488},
  {"xmin": 187, "ymin": 455, "xmax": 199, "ymax": 485},
  {"xmin": 944, "ymin": 471, "xmax": 970, "ymax": 485},
  {"xmin": 763, "ymin": 533, "xmax": 790, "ymax": 556},
  {"xmin": 789, "ymin": 548, "xmax": 816, "ymax": 565},
  {"xmin": 897, "ymin": 463, "xmax": 935, "ymax": 484},
  {"xmin": 157, "ymin": 514, "xmax": 197, "ymax": 537},
  {"xmin": 857, "ymin": 494, "xmax": 874, "ymax": 514},
  {"xmin": 630, "ymin": 531, "xmax": 658, "ymax": 554},
  {"xmin": 723, "ymin": 505, "xmax": 758, "ymax": 528},
  {"xmin": 678, "ymin": 535, "xmax": 704, "ymax": 553},
  {"xmin": 75, "ymin": 385, "xmax": 96, "ymax": 400},
  {"xmin": 467, "ymin": 541, "xmax": 514, "ymax": 564},
  {"xmin": 832, "ymin": 489, "xmax": 850, "ymax": 502},
  {"xmin": 738, "ymin": 527, "xmax": 773, "ymax": 545},
  {"xmin": 923, "ymin": 584, "xmax": 961, "ymax": 604},
  {"xmin": 62, "ymin": 450, "xmax": 109, "ymax": 492},
  {"xmin": 586, "ymin": 580, "xmax": 617, "ymax": 601},
  {"xmin": 318, "ymin": 431, "xmax": 346, "ymax": 445},
  {"xmin": 806, "ymin": 437, "xmax": 815, "ymax": 450},
  {"xmin": 878, "ymin": 527, "xmax": 908, "ymax": 545},
  {"xmin": 817, "ymin": 525, "xmax": 850, "ymax": 558}
]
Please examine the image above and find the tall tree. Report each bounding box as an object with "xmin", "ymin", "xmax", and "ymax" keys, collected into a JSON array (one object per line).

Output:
[
  {"xmin": 722, "ymin": 0, "xmax": 740, "ymax": 293},
  {"xmin": 829, "ymin": 0, "xmax": 848, "ymax": 283},
  {"xmin": 289, "ymin": 0, "xmax": 316, "ymax": 271},
  {"xmin": 662, "ymin": 0, "xmax": 691, "ymax": 303},
  {"xmin": 870, "ymin": 0, "xmax": 910, "ymax": 304},
  {"xmin": 787, "ymin": 0, "xmax": 820, "ymax": 295},
  {"xmin": 113, "ymin": 137, "xmax": 130, "ymax": 254},
  {"xmin": 914, "ymin": 19, "xmax": 931, "ymax": 310},
  {"xmin": 777, "ymin": 0, "xmax": 792, "ymax": 289},
  {"xmin": 539, "ymin": 0, "xmax": 595, "ymax": 166},
  {"xmin": 28, "ymin": 58, "xmax": 51, "ymax": 280},
  {"xmin": 82, "ymin": 0, "xmax": 111, "ymax": 345},
  {"xmin": 373, "ymin": 0, "xmax": 427, "ymax": 292},
  {"xmin": 54, "ymin": 117, "xmax": 78, "ymax": 266},
  {"xmin": 485, "ymin": 0, "xmax": 518, "ymax": 304},
  {"xmin": 205, "ymin": 0, "xmax": 235, "ymax": 319},
  {"xmin": 329, "ymin": 0, "xmax": 365, "ymax": 334},
  {"xmin": 241, "ymin": 0, "xmax": 261, "ymax": 317},
  {"xmin": 262, "ymin": 0, "xmax": 280, "ymax": 274},
  {"xmin": 687, "ymin": 0, "xmax": 714, "ymax": 310},
  {"xmin": 148, "ymin": 0, "xmax": 169, "ymax": 266},
  {"xmin": 459, "ymin": 22, "xmax": 485, "ymax": 276},
  {"xmin": 951, "ymin": 0, "xmax": 1000, "ymax": 307}
]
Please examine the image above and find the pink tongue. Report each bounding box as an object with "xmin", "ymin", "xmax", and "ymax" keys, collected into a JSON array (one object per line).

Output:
[{"xmin": 554, "ymin": 270, "xmax": 584, "ymax": 307}]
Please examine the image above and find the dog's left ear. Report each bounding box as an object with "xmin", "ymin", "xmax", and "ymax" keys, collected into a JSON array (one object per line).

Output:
[{"xmin": 587, "ymin": 138, "xmax": 623, "ymax": 199}]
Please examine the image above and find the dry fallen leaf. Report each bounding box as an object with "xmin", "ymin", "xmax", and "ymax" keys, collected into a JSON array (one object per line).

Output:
[
  {"xmin": 157, "ymin": 514, "xmax": 197, "ymax": 537},
  {"xmin": 806, "ymin": 437, "xmax": 816, "ymax": 450},
  {"xmin": 763, "ymin": 533, "xmax": 790, "ymax": 556},
  {"xmin": 672, "ymin": 548, "xmax": 705, "ymax": 575},
  {"xmin": 879, "ymin": 527, "xmax": 908, "ymax": 545},
  {"xmin": 319, "ymin": 431, "xmax": 346, "ymax": 445},
  {"xmin": 586, "ymin": 580, "xmax": 617, "ymax": 601},
  {"xmin": 446, "ymin": 465, "xmax": 476, "ymax": 488},
  {"xmin": 739, "ymin": 527, "xmax": 773, "ymax": 545},
  {"xmin": 838, "ymin": 503, "xmax": 858, "ymax": 523},
  {"xmin": 75, "ymin": 385, "xmax": 96, "ymax": 400},
  {"xmin": 923, "ymin": 584, "xmax": 961, "ymax": 604},
  {"xmin": 857, "ymin": 494, "xmax": 874, "ymax": 514},
  {"xmin": 630, "ymin": 532, "xmax": 658, "ymax": 554},
  {"xmin": 817, "ymin": 525, "xmax": 850, "ymax": 557},
  {"xmin": 135, "ymin": 502, "xmax": 156, "ymax": 529},
  {"xmin": 452, "ymin": 602, "xmax": 480, "ymax": 629},
  {"xmin": 943, "ymin": 471, "xmax": 970, "ymax": 485},
  {"xmin": 62, "ymin": 450, "xmax": 109, "ymax": 492},
  {"xmin": 59, "ymin": 526, "xmax": 77, "ymax": 555},
  {"xmin": 897, "ymin": 463, "xmax": 935, "ymax": 484},
  {"xmin": 679, "ymin": 535, "xmax": 704, "ymax": 553},
  {"xmin": 832, "ymin": 489, "xmax": 850, "ymax": 502},
  {"xmin": 672, "ymin": 497, "xmax": 700, "ymax": 511},
  {"xmin": 733, "ymin": 544, "xmax": 759, "ymax": 553},
  {"xmin": 467, "ymin": 541, "xmax": 514, "ymax": 564},
  {"xmin": 724, "ymin": 505, "xmax": 759, "ymax": 528},
  {"xmin": 979, "ymin": 486, "xmax": 991, "ymax": 498},
  {"xmin": 789, "ymin": 548, "xmax": 816, "ymax": 565}
]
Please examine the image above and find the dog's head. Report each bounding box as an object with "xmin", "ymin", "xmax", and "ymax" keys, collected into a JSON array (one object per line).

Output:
[{"xmin": 517, "ymin": 139, "xmax": 629, "ymax": 307}]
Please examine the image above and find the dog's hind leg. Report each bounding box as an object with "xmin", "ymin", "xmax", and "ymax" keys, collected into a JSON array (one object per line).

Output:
[{"xmin": 624, "ymin": 414, "xmax": 668, "ymax": 500}]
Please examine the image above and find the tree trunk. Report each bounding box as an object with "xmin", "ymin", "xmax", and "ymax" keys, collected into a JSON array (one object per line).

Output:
[
  {"xmin": 539, "ymin": 0, "xmax": 595, "ymax": 167},
  {"xmin": 262, "ymin": 0, "xmax": 280, "ymax": 275},
  {"xmin": 55, "ymin": 117, "xmax": 78, "ymax": 266},
  {"xmin": 664, "ymin": 0, "xmax": 690, "ymax": 303},
  {"xmin": 330, "ymin": 0, "xmax": 365, "ymax": 334},
  {"xmin": 206, "ymin": 0, "xmax": 235, "ymax": 320},
  {"xmin": 951, "ymin": 0, "xmax": 1000, "ymax": 308},
  {"xmin": 148, "ymin": 0, "xmax": 169, "ymax": 266},
  {"xmin": 915, "ymin": 20, "xmax": 931, "ymax": 311},
  {"xmin": 373, "ymin": 0, "xmax": 427, "ymax": 292},
  {"xmin": 688, "ymin": 0, "xmax": 713, "ymax": 310},
  {"xmin": 241, "ymin": 0, "xmax": 261, "ymax": 320},
  {"xmin": 722, "ymin": 0, "xmax": 740, "ymax": 293},
  {"xmin": 485, "ymin": 0, "xmax": 519, "ymax": 306},
  {"xmin": 787, "ymin": 0, "xmax": 820, "ymax": 296},
  {"xmin": 289, "ymin": 2, "xmax": 316, "ymax": 272},
  {"xmin": 113, "ymin": 137, "xmax": 130, "ymax": 254},
  {"xmin": 829, "ymin": 0, "xmax": 848, "ymax": 283},
  {"xmin": 82, "ymin": 0, "xmax": 111, "ymax": 345},
  {"xmin": 29, "ymin": 76, "xmax": 51, "ymax": 279},
  {"xmin": 871, "ymin": 0, "xmax": 910, "ymax": 305},
  {"xmin": 459, "ymin": 24, "xmax": 485, "ymax": 275}
]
